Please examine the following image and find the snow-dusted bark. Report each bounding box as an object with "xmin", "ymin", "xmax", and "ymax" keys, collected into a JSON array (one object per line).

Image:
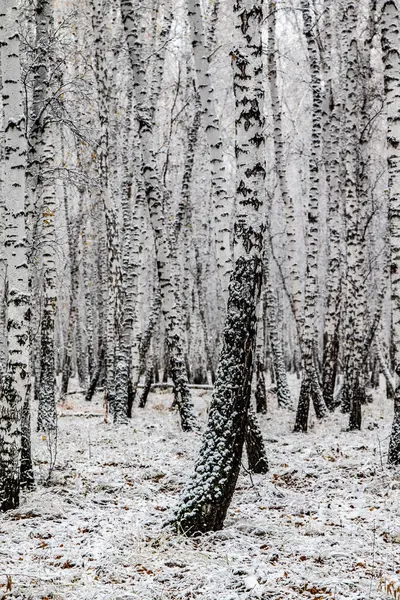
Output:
[
  {"xmin": 294, "ymin": 0, "xmax": 328, "ymax": 432},
  {"xmin": 172, "ymin": 0, "xmax": 266, "ymax": 534},
  {"xmin": 0, "ymin": 261, "xmax": 7, "ymax": 376},
  {"xmin": 381, "ymin": 0, "xmax": 400, "ymax": 463},
  {"xmin": 121, "ymin": 0, "xmax": 197, "ymax": 431},
  {"xmin": 31, "ymin": 0, "xmax": 57, "ymax": 433},
  {"xmin": 0, "ymin": 0, "xmax": 31, "ymax": 510},
  {"xmin": 254, "ymin": 299, "xmax": 267, "ymax": 414},
  {"xmin": 187, "ymin": 0, "xmax": 232, "ymax": 305},
  {"xmin": 245, "ymin": 406, "xmax": 269, "ymax": 474}
]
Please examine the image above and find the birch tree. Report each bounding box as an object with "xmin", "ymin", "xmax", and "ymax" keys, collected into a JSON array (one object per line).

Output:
[
  {"xmin": 381, "ymin": 0, "xmax": 400, "ymax": 464},
  {"xmin": 173, "ymin": 0, "xmax": 266, "ymax": 534},
  {"xmin": 28, "ymin": 0, "xmax": 57, "ymax": 433},
  {"xmin": 0, "ymin": 0, "xmax": 30, "ymax": 511},
  {"xmin": 187, "ymin": 0, "xmax": 232, "ymax": 307},
  {"xmin": 294, "ymin": 0, "xmax": 328, "ymax": 432},
  {"xmin": 121, "ymin": 0, "xmax": 197, "ymax": 431}
]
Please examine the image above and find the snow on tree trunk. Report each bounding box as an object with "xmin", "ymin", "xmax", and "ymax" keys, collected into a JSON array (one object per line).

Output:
[
  {"xmin": 381, "ymin": 0, "xmax": 400, "ymax": 464},
  {"xmin": 33, "ymin": 0, "xmax": 57, "ymax": 433},
  {"xmin": 245, "ymin": 406, "xmax": 269, "ymax": 474},
  {"xmin": 0, "ymin": 0, "xmax": 31, "ymax": 510},
  {"xmin": 172, "ymin": 0, "xmax": 266, "ymax": 534}
]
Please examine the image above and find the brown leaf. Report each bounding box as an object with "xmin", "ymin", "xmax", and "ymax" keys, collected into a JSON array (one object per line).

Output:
[
  {"xmin": 61, "ymin": 560, "xmax": 75, "ymax": 569},
  {"xmin": 135, "ymin": 564, "xmax": 154, "ymax": 575}
]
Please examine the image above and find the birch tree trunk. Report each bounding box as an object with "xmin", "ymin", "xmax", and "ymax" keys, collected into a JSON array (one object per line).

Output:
[
  {"xmin": 341, "ymin": 1, "xmax": 375, "ymax": 430},
  {"xmin": 321, "ymin": 2, "xmax": 343, "ymax": 410},
  {"xmin": 172, "ymin": 0, "xmax": 266, "ymax": 534},
  {"xmin": 60, "ymin": 131, "xmax": 84, "ymax": 399},
  {"xmin": 31, "ymin": 0, "xmax": 57, "ymax": 433},
  {"xmin": 294, "ymin": 0, "xmax": 328, "ymax": 432},
  {"xmin": 187, "ymin": 0, "xmax": 232, "ymax": 306},
  {"xmin": 90, "ymin": 0, "xmax": 121, "ymax": 420},
  {"xmin": 0, "ymin": 0, "xmax": 31, "ymax": 510},
  {"xmin": 121, "ymin": 0, "xmax": 197, "ymax": 431},
  {"xmin": 267, "ymin": 285, "xmax": 292, "ymax": 409},
  {"xmin": 267, "ymin": 0, "xmax": 302, "ymax": 326},
  {"xmin": 381, "ymin": 0, "xmax": 400, "ymax": 464}
]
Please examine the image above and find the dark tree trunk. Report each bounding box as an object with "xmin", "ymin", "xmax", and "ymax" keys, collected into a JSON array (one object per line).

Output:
[
  {"xmin": 170, "ymin": 0, "xmax": 265, "ymax": 535},
  {"xmin": 37, "ymin": 303, "xmax": 57, "ymax": 432},
  {"xmin": 348, "ymin": 380, "xmax": 363, "ymax": 431},
  {"xmin": 294, "ymin": 376, "xmax": 311, "ymax": 432},
  {"xmin": 322, "ymin": 328, "xmax": 340, "ymax": 410},
  {"xmin": 245, "ymin": 407, "xmax": 269, "ymax": 473},
  {"xmin": 172, "ymin": 258, "xmax": 262, "ymax": 534},
  {"xmin": 370, "ymin": 356, "xmax": 380, "ymax": 388},
  {"xmin": 85, "ymin": 346, "xmax": 105, "ymax": 402},
  {"xmin": 255, "ymin": 357, "xmax": 267, "ymax": 414},
  {"xmin": 138, "ymin": 364, "xmax": 154, "ymax": 408},
  {"xmin": 20, "ymin": 389, "xmax": 34, "ymax": 491},
  {"xmin": 388, "ymin": 393, "xmax": 400, "ymax": 465},
  {"xmin": 126, "ymin": 372, "xmax": 135, "ymax": 418}
]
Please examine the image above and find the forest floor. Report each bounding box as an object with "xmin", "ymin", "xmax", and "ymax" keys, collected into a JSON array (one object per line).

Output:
[{"xmin": 1, "ymin": 377, "xmax": 399, "ymax": 600}]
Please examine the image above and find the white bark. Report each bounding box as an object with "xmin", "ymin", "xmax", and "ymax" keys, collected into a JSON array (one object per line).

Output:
[
  {"xmin": 173, "ymin": 0, "xmax": 267, "ymax": 533},
  {"xmin": 0, "ymin": 0, "xmax": 30, "ymax": 510},
  {"xmin": 187, "ymin": 0, "xmax": 232, "ymax": 305},
  {"xmin": 121, "ymin": 0, "xmax": 197, "ymax": 431},
  {"xmin": 381, "ymin": 0, "xmax": 400, "ymax": 463}
]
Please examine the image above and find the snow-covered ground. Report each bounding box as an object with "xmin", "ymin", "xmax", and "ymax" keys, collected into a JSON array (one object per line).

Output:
[{"xmin": 1, "ymin": 377, "xmax": 399, "ymax": 599}]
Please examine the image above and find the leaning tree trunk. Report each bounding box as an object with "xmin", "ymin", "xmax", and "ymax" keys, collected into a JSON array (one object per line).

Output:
[
  {"xmin": 172, "ymin": 0, "xmax": 267, "ymax": 534},
  {"xmin": 381, "ymin": 0, "xmax": 400, "ymax": 464},
  {"xmin": 0, "ymin": 0, "xmax": 31, "ymax": 510}
]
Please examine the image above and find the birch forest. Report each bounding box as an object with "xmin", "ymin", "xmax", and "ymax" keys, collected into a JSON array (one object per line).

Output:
[{"xmin": 1, "ymin": 0, "xmax": 400, "ymax": 598}]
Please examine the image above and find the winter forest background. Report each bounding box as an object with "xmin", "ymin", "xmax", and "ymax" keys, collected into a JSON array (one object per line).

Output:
[{"xmin": 0, "ymin": 0, "xmax": 400, "ymax": 598}]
